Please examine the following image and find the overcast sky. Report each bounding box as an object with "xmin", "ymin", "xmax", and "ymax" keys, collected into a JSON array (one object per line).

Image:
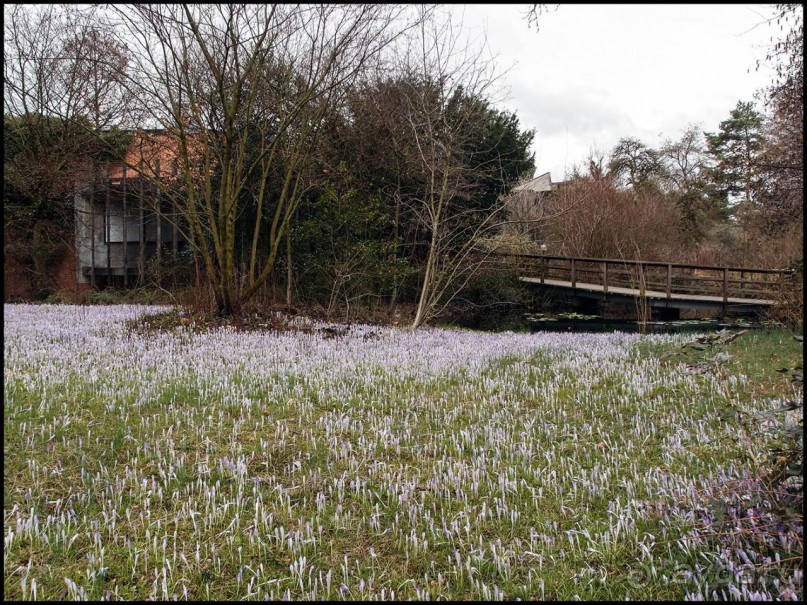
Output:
[{"xmin": 453, "ymin": 4, "xmax": 782, "ymax": 182}]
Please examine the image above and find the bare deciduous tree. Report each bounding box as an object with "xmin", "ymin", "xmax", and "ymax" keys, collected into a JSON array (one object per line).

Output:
[
  {"xmin": 657, "ymin": 124, "xmax": 725, "ymax": 244},
  {"xmin": 4, "ymin": 4, "xmax": 131, "ymax": 295},
  {"xmin": 541, "ymin": 175, "xmax": 685, "ymax": 261},
  {"xmin": 393, "ymin": 8, "xmax": 515, "ymax": 328},
  {"xmin": 524, "ymin": 4, "xmax": 559, "ymax": 32},
  {"xmin": 101, "ymin": 4, "xmax": 421, "ymax": 315}
]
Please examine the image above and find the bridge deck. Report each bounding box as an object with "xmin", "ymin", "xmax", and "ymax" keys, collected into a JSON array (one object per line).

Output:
[{"xmin": 519, "ymin": 277, "xmax": 775, "ymax": 306}]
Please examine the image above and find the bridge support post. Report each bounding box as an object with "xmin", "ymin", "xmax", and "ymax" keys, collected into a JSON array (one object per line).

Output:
[
  {"xmin": 722, "ymin": 267, "xmax": 728, "ymax": 316},
  {"xmin": 666, "ymin": 264, "xmax": 672, "ymax": 301}
]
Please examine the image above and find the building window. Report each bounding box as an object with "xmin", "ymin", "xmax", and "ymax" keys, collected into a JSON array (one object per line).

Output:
[{"xmin": 105, "ymin": 204, "xmax": 141, "ymax": 243}]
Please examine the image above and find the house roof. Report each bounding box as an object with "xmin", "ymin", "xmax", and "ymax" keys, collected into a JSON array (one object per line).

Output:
[{"xmin": 512, "ymin": 172, "xmax": 553, "ymax": 193}]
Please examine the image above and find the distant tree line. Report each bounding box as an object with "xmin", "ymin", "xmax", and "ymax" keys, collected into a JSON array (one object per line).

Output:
[
  {"xmin": 3, "ymin": 5, "xmax": 535, "ymax": 325},
  {"xmin": 529, "ymin": 94, "xmax": 801, "ymax": 270}
]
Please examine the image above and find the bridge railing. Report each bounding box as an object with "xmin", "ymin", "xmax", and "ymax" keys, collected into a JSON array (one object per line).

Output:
[{"xmin": 494, "ymin": 253, "xmax": 796, "ymax": 302}]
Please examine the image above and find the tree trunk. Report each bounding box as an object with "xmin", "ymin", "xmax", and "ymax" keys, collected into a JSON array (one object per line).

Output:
[
  {"xmin": 412, "ymin": 240, "xmax": 438, "ymax": 329},
  {"xmin": 389, "ymin": 185, "xmax": 401, "ymax": 312},
  {"xmin": 31, "ymin": 219, "xmax": 50, "ymax": 297},
  {"xmin": 285, "ymin": 229, "xmax": 293, "ymax": 306}
]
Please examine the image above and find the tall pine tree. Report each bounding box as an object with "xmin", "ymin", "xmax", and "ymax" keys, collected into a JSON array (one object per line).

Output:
[{"xmin": 704, "ymin": 101, "xmax": 766, "ymax": 208}]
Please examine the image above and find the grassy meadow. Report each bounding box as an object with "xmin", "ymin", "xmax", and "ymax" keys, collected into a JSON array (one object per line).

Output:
[{"xmin": 3, "ymin": 304, "xmax": 802, "ymax": 600}]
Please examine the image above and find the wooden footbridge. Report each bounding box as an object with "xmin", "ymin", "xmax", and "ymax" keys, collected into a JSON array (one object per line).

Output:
[{"xmin": 493, "ymin": 253, "xmax": 797, "ymax": 317}]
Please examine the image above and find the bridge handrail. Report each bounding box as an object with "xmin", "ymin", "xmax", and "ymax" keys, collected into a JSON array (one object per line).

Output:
[{"xmin": 494, "ymin": 253, "xmax": 796, "ymax": 277}]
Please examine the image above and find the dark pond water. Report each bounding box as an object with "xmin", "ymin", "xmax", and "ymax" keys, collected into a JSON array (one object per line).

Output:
[
  {"xmin": 525, "ymin": 318, "xmax": 749, "ymax": 334},
  {"xmin": 457, "ymin": 309, "xmax": 766, "ymax": 334}
]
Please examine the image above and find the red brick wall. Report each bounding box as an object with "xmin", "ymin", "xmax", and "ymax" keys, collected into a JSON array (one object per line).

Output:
[
  {"xmin": 3, "ymin": 244, "xmax": 85, "ymax": 301},
  {"xmin": 53, "ymin": 245, "xmax": 80, "ymax": 292},
  {"xmin": 3, "ymin": 253, "xmax": 34, "ymax": 300}
]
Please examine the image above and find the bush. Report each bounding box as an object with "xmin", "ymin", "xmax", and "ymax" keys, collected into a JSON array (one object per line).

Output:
[
  {"xmin": 444, "ymin": 269, "xmax": 533, "ymax": 329},
  {"xmin": 91, "ymin": 289, "xmax": 124, "ymax": 305},
  {"xmin": 764, "ymin": 259, "xmax": 804, "ymax": 329}
]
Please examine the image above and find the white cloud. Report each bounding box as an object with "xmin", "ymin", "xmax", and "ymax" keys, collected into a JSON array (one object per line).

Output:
[{"xmin": 456, "ymin": 3, "xmax": 779, "ymax": 179}]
